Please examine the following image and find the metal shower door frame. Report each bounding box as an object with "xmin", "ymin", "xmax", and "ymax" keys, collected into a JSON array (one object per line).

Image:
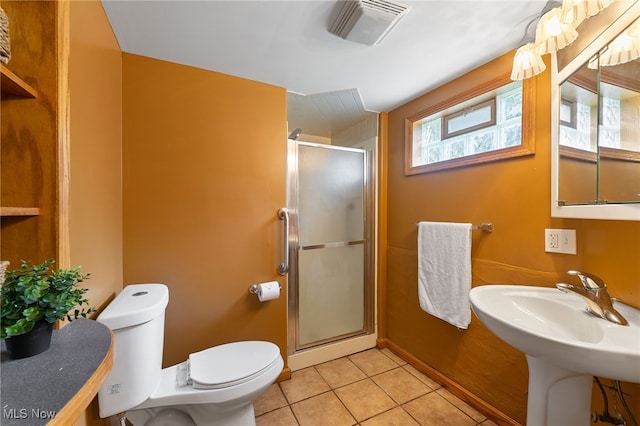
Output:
[{"xmin": 286, "ymin": 140, "xmax": 375, "ymax": 355}]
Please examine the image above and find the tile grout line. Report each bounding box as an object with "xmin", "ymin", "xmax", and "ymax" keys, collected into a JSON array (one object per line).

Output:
[
  {"xmin": 257, "ymin": 348, "xmax": 496, "ymax": 426},
  {"xmin": 323, "ymin": 354, "xmax": 390, "ymax": 425}
]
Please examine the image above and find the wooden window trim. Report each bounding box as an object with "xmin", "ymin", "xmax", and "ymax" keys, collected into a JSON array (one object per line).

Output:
[
  {"xmin": 561, "ymin": 145, "xmax": 640, "ymax": 163},
  {"xmin": 404, "ymin": 75, "xmax": 536, "ymax": 175}
]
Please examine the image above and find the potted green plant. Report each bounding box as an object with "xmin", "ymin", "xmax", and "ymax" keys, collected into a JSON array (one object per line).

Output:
[{"xmin": 0, "ymin": 259, "xmax": 95, "ymax": 359}]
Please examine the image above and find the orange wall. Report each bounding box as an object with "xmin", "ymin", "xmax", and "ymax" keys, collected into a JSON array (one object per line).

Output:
[
  {"xmin": 121, "ymin": 54, "xmax": 288, "ymax": 368},
  {"xmin": 559, "ymin": 157, "xmax": 597, "ymax": 204},
  {"xmin": 68, "ymin": 1, "xmax": 123, "ymax": 425},
  {"xmin": 385, "ymin": 52, "xmax": 640, "ymax": 424},
  {"xmin": 560, "ymin": 155, "xmax": 640, "ymax": 204},
  {"xmin": 69, "ymin": 0, "xmax": 123, "ymax": 314}
]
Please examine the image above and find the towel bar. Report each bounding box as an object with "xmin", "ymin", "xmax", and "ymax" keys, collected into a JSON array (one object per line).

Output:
[
  {"xmin": 416, "ymin": 222, "xmax": 493, "ymax": 233},
  {"xmin": 471, "ymin": 223, "xmax": 493, "ymax": 232}
]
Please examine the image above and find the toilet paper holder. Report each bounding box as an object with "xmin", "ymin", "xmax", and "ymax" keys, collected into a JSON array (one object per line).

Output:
[{"xmin": 248, "ymin": 283, "xmax": 282, "ymax": 295}]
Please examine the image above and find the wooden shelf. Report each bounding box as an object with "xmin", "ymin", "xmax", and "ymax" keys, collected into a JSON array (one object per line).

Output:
[
  {"xmin": 0, "ymin": 207, "xmax": 41, "ymax": 216},
  {"xmin": 0, "ymin": 64, "xmax": 38, "ymax": 98}
]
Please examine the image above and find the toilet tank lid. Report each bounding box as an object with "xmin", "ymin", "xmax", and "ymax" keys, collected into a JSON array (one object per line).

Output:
[{"xmin": 97, "ymin": 283, "xmax": 169, "ymax": 330}]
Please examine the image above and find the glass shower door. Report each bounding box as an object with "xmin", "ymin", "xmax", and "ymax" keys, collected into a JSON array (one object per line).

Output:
[{"xmin": 293, "ymin": 142, "xmax": 370, "ymax": 350}]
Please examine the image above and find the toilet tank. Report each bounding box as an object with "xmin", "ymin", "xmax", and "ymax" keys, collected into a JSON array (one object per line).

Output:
[{"xmin": 97, "ymin": 283, "xmax": 169, "ymax": 418}]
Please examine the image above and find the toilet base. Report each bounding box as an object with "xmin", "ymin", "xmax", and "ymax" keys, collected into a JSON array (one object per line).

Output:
[{"xmin": 126, "ymin": 402, "xmax": 256, "ymax": 426}]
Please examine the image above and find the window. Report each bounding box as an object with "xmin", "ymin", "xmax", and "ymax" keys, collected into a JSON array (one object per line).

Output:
[
  {"xmin": 560, "ymin": 98, "xmax": 577, "ymax": 129},
  {"xmin": 442, "ymin": 98, "xmax": 496, "ymax": 139},
  {"xmin": 559, "ymin": 92, "xmax": 595, "ymax": 152},
  {"xmin": 405, "ymin": 76, "xmax": 535, "ymax": 175}
]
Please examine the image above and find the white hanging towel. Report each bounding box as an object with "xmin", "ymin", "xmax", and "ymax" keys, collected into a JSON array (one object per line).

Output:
[{"xmin": 418, "ymin": 221, "xmax": 472, "ymax": 329}]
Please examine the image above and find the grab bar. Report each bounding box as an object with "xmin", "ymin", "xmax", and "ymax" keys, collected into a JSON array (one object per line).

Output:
[{"xmin": 277, "ymin": 208, "xmax": 289, "ymax": 275}]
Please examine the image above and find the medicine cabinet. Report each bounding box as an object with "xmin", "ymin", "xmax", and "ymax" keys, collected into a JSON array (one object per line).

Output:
[{"xmin": 551, "ymin": 2, "xmax": 640, "ymax": 220}]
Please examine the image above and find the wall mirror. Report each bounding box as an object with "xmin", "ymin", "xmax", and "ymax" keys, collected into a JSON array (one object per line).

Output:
[{"xmin": 551, "ymin": 3, "xmax": 640, "ymax": 220}]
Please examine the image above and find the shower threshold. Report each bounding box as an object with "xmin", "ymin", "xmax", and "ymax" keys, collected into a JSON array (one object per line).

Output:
[{"xmin": 288, "ymin": 333, "xmax": 378, "ymax": 371}]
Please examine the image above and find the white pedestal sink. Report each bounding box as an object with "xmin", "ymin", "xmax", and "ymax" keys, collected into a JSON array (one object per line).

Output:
[{"xmin": 469, "ymin": 285, "xmax": 640, "ymax": 426}]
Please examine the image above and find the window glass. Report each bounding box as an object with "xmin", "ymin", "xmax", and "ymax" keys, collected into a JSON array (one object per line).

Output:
[{"xmin": 405, "ymin": 77, "xmax": 535, "ymax": 175}]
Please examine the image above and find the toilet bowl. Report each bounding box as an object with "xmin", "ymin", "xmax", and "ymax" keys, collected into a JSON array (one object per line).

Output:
[{"xmin": 97, "ymin": 283, "xmax": 284, "ymax": 426}]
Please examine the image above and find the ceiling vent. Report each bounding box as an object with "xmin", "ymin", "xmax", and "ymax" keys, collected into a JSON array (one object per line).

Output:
[{"xmin": 329, "ymin": 0, "xmax": 411, "ymax": 46}]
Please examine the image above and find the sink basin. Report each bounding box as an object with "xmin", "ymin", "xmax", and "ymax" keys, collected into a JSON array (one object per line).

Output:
[
  {"xmin": 470, "ymin": 285, "xmax": 640, "ymax": 382},
  {"xmin": 470, "ymin": 285, "xmax": 640, "ymax": 426}
]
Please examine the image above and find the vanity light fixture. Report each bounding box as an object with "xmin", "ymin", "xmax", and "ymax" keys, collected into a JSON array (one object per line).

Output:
[
  {"xmin": 511, "ymin": 42, "xmax": 547, "ymax": 80},
  {"xmin": 535, "ymin": 7, "xmax": 579, "ymax": 55},
  {"xmin": 511, "ymin": 0, "xmax": 614, "ymax": 80},
  {"xmin": 511, "ymin": 1, "xmax": 561, "ymax": 81},
  {"xmin": 561, "ymin": 0, "xmax": 613, "ymax": 27},
  {"xmin": 589, "ymin": 18, "xmax": 640, "ymax": 68}
]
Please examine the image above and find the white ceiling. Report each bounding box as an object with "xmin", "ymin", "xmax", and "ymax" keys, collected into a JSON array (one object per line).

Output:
[{"xmin": 101, "ymin": 0, "xmax": 546, "ymax": 136}]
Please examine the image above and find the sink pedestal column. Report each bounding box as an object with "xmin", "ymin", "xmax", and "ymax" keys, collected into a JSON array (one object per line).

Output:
[{"xmin": 526, "ymin": 355, "xmax": 593, "ymax": 426}]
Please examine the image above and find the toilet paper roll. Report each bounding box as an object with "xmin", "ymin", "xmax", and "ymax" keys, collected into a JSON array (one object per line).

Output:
[{"xmin": 256, "ymin": 281, "xmax": 280, "ymax": 302}]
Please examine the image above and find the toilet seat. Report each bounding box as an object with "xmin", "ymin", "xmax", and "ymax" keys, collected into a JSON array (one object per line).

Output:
[{"xmin": 189, "ymin": 341, "xmax": 281, "ymax": 389}]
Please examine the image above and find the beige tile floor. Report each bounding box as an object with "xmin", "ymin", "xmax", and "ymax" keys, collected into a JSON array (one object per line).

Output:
[{"xmin": 255, "ymin": 348, "xmax": 499, "ymax": 426}]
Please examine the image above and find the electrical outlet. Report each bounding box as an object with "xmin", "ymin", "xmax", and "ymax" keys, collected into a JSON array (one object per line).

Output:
[{"xmin": 545, "ymin": 229, "xmax": 577, "ymax": 254}]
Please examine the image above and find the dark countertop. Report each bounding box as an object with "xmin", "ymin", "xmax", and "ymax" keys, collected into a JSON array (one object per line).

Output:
[{"xmin": 1, "ymin": 319, "xmax": 113, "ymax": 425}]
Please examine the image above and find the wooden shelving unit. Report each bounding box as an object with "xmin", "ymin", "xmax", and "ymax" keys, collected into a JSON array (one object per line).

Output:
[
  {"xmin": 1, "ymin": 65, "xmax": 40, "ymax": 217},
  {"xmin": 0, "ymin": 207, "xmax": 41, "ymax": 217},
  {"xmin": 0, "ymin": 63, "xmax": 38, "ymax": 98},
  {"xmin": 1, "ymin": 1, "xmax": 61, "ymax": 270}
]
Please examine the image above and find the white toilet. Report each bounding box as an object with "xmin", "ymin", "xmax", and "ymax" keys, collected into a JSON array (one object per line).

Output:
[{"xmin": 97, "ymin": 283, "xmax": 284, "ymax": 426}]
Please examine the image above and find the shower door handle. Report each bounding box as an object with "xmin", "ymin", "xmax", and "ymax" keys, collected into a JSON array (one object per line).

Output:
[{"xmin": 277, "ymin": 207, "xmax": 289, "ymax": 275}]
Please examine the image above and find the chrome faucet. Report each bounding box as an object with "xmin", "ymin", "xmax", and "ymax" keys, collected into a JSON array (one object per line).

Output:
[{"xmin": 556, "ymin": 270, "xmax": 628, "ymax": 326}]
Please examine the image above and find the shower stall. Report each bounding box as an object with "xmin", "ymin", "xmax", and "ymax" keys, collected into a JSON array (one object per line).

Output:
[{"xmin": 286, "ymin": 137, "xmax": 376, "ymax": 370}]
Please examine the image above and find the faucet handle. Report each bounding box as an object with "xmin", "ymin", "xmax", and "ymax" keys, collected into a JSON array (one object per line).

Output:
[{"xmin": 567, "ymin": 270, "xmax": 606, "ymax": 289}]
